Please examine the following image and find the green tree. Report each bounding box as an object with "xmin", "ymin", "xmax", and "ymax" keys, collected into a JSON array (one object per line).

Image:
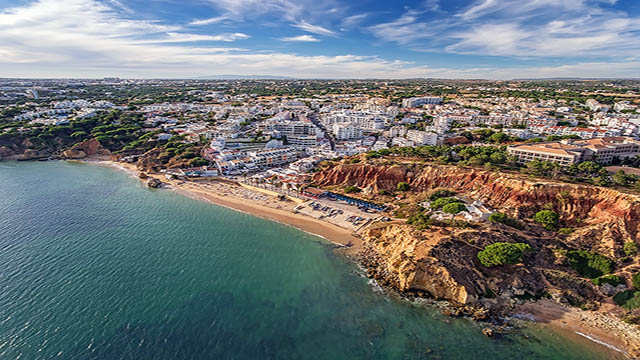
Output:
[
  {"xmin": 477, "ymin": 242, "xmax": 533, "ymax": 267},
  {"xmin": 396, "ymin": 182, "xmax": 411, "ymax": 191},
  {"xmin": 430, "ymin": 197, "xmax": 462, "ymax": 210},
  {"xmin": 442, "ymin": 202, "xmax": 467, "ymax": 216},
  {"xmin": 70, "ymin": 131, "xmax": 87, "ymax": 138},
  {"xmin": 489, "ymin": 212, "xmax": 507, "ymax": 223},
  {"xmin": 577, "ymin": 161, "xmax": 602, "ymax": 174},
  {"xmin": 624, "ymin": 242, "xmax": 638, "ymax": 257},
  {"xmin": 567, "ymin": 250, "xmax": 614, "ymax": 278},
  {"xmin": 344, "ymin": 185, "xmax": 361, "ymax": 194},
  {"xmin": 534, "ymin": 210, "xmax": 559, "ymax": 230},
  {"xmin": 612, "ymin": 170, "xmax": 629, "ymax": 186},
  {"xmin": 488, "ymin": 132, "xmax": 509, "ymax": 144},
  {"xmin": 634, "ymin": 272, "xmax": 640, "ymax": 290}
]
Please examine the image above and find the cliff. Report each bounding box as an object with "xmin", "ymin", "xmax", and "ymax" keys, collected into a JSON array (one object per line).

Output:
[
  {"xmin": 0, "ymin": 137, "xmax": 52, "ymax": 161},
  {"xmin": 61, "ymin": 138, "xmax": 110, "ymax": 159},
  {"xmin": 314, "ymin": 163, "xmax": 640, "ymax": 257},
  {"xmin": 313, "ymin": 162, "xmax": 640, "ymax": 326}
]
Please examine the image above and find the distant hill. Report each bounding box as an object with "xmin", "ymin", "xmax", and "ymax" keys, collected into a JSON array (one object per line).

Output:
[
  {"xmin": 194, "ymin": 75, "xmax": 295, "ymax": 80},
  {"xmin": 512, "ymin": 77, "xmax": 640, "ymax": 81}
]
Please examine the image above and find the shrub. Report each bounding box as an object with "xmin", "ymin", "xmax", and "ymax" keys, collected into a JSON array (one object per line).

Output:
[
  {"xmin": 442, "ymin": 202, "xmax": 467, "ymax": 215},
  {"xmin": 70, "ymin": 131, "xmax": 87, "ymax": 138},
  {"xmin": 488, "ymin": 212, "xmax": 508, "ymax": 224},
  {"xmin": 190, "ymin": 158, "xmax": 209, "ymax": 167},
  {"xmin": 488, "ymin": 212, "xmax": 522, "ymax": 229},
  {"xmin": 613, "ymin": 290, "xmax": 640, "ymax": 310},
  {"xmin": 533, "ymin": 210, "xmax": 559, "ymax": 230},
  {"xmin": 624, "ymin": 242, "xmax": 638, "ymax": 257},
  {"xmin": 558, "ymin": 228, "xmax": 574, "ymax": 235},
  {"xmin": 567, "ymin": 250, "xmax": 614, "ymax": 278},
  {"xmin": 633, "ymin": 272, "xmax": 640, "ymax": 290},
  {"xmin": 477, "ymin": 242, "xmax": 533, "ymax": 267},
  {"xmin": 592, "ymin": 274, "xmax": 623, "ymax": 287},
  {"xmin": 396, "ymin": 182, "xmax": 411, "ymax": 191},
  {"xmin": 428, "ymin": 189, "xmax": 456, "ymax": 201},
  {"xmin": 407, "ymin": 214, "xmax": 444, "ymax": 230},
  {"xmin": 344, "ymin": 185, "xmax": 361, "ymax": 194}
]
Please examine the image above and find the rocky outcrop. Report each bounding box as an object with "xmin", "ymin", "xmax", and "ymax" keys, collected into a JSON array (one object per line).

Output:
[
  {"xmin": 0, "ymin": 145, "xmax": 16, "ymax": 160},
  {"xmin": 136, "ymin": 146, "xmax": 203, "ymax": 173},
  {"xmin": 61, "ymin": 138, "xmax": 110, "ymax": 159},
  {"xmin": 146, "ymin": 178, "xmax": 162, "ymax": 188},
  {"xmin": 358, "ymin": 223, "xmax": 571, "ymax": 307},
  {"xmin": 315, "ymin": 161, "xmax": 640, "ymax": 322}
]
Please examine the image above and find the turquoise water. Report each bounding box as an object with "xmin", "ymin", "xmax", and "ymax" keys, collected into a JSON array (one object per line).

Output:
[{"xmin": 0, "ymin": 161, "xmax": 623, "ymax": 359}]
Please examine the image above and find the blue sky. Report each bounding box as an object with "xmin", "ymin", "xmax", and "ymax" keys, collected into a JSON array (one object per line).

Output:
[{"xmin": 0, "ymin": 0, "xmax": 639, "ymax": 79}]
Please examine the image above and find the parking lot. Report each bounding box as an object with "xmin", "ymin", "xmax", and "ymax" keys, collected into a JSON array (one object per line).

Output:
[{"xmin": 294, "ymin": 197, "xmax": 379, "ymax": 231}]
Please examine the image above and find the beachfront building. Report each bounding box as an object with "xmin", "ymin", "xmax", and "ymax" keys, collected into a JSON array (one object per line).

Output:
[
  {"xmin": 507, "ymin": 137, "xmax": 640, "ymax": 166},
  {"xmin": 248, "ymin": 148, "xmax": 299, "ymax": 169}
]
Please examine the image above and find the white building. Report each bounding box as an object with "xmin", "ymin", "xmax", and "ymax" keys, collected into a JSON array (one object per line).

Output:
[
  {"xmin": 406, "ymin": 130, "xmax": 439, "ymax": 146},
  {"xmin": 288, "ymin": 135, "xmax": 318, "ymax": 148},
  {"xmin": 248, "ymin": 148, "xmax": 299, "ymax": 168},
  {"xmin": 402, "ymin": 97, "xmax": 443, "ymax": 108},
  {"xmin": 332, "ymin": 122, "xmax": 363, "ymax": 140}
]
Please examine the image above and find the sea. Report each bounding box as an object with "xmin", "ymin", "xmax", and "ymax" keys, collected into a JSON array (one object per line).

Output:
[{"xmin": 0, "ymin": 161, "xmax": 626, "ymax": 359}]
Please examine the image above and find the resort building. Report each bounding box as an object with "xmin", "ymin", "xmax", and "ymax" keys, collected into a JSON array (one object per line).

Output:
[
  {"xmin": 507, "ymin": 137, "xmax": 640, "ymax": 166},
  {"xmin": 248, "ymin": 148, "xmax": 299, "ymax": 168}
]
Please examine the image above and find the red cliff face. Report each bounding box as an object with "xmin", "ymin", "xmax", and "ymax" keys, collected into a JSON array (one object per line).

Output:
[
  {"xmin": 314, "ymin": 163, "xmax": 640, "ymax": 257},
  {"xmin": 62, "ymin": 138, "xmax": 110, "ymax": 159}
]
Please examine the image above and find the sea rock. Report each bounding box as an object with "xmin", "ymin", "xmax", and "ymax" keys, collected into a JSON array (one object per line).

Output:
[
  {"xmin": 146, "ymin": 178, "xmax": 162, "ymax": 188},
  {"xmin": 62, "ymin": 138, "xmax": 110, "ymax": 159},
  {"xmin": 0, "ymin": 145, "xmax": 16, "ymax": 160},
  {"xmin": 482, "ymin": 327, "xmax": 494, "ymax": 338}
]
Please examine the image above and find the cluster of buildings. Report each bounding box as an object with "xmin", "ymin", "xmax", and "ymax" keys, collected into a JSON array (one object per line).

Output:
[
  {"xmin": 12, "ymin": 100, "xmax": 118, "ymax": 125},
  {"xmin": 507, "ymin": 137, "xmax": 640, "ymax": 166}
]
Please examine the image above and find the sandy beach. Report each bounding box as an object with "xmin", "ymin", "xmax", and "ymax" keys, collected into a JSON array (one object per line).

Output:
[{"xmin": 516, "ymin": 299, "xmax": 640, "ymax": 358}]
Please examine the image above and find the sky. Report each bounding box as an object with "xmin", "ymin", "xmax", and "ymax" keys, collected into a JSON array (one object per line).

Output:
[{"xmin": 0, "ymin": 0, "xmax": 639, "ymax": 79}]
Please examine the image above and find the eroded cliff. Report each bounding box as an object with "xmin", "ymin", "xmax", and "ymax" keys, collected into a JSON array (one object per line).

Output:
[
  {"xmin": 314, "ymin": 162, "xmax": 640, "ymax": 321},
  {"xmin": 315, "ymin": 163, "xmax": 640, "ymax": 258}
]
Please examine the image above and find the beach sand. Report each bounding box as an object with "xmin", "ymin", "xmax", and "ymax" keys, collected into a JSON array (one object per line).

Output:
[{"xmin": 516, "ymin": 299, "xmax": 640, "ymax": 358}]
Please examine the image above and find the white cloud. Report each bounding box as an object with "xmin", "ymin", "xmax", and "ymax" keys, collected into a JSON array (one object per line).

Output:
[
  {"xmin": 189, "ymin": 15, "xmax": 229, "ymax": 26},
  {"xmin": 369, "ymin": 10, "xmax": 434, "ymax": 45},
  {"xmin": 281, "ymin": 35, "xmax": 320, "ymax": 42},
  {"xmin": 203, "ymin": 0, "xmax": 342, "ymax": 23},
  {"xmin": 341, "ymin": 13, "xmax": 368, "ymax": 29},
  {"xmin": 0, "ymin": 0, "xmax": 638, "ymax": 80},
  {"xmin": 370, "ymin": 0, "xmax": 640, "ymax": 58},
  {"xmin": 292, "ymin": 20, "xmax": 336, "ymax": 36},
  {"xmin": 146, "ymin": 32, "xmax": 250, "ymax": 43}
]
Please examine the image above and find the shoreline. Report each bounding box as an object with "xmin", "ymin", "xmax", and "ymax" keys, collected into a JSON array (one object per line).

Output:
[
  {"xmin": 77, "ymin": 158, "xmax": 637, "ymax": 359},
  {"xmin": 82, "ymin": 158, "xmax": 363, "ymax": 255},
  {"xmin": 514, "ymin": 299, "xmax": 640, "ymax": 358}
]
